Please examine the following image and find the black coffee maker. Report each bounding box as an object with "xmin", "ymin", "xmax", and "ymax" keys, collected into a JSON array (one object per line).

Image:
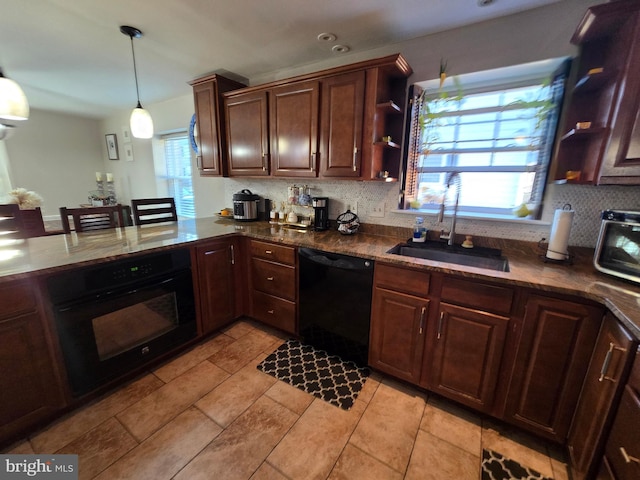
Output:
[{"xmin": 312, "ymin": 197, "xmax": 329, "ymax": 231}]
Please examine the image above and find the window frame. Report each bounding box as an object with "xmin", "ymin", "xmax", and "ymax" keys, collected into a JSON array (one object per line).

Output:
[{"xmin": 401, "ymin": 58, "xmax": 570, "ymax": 220}]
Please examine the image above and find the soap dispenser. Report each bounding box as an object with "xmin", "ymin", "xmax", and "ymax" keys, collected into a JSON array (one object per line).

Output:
[{"xmin": 413, "ymin": 217, "xmax": 427, "ymax": 243}]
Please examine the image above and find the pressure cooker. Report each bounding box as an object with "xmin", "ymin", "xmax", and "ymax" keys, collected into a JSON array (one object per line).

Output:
[{"xmin": 233, "ymin": 189, "xmax": 260, "ymax": 221}]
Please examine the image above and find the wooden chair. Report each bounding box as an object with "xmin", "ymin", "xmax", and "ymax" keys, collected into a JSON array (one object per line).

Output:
[
  {"xmin": 16, "ymin": 207, "xmax": 47, "ymax": 237},
  {"xmin": 0, "ymin": 203, "xmax": 26, "ymax": 239},
  {"xmin": 59, "ymin": 205, "xmax": 125, "ymax": 233},
  {"xmin": 131, "ymin": 197, "xmax": 178, "ymax": 225}
]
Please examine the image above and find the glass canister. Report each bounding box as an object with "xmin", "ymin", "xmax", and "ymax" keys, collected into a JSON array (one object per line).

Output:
[
  {"xmin": 298, "ymin": 185, "xmax": 311, "ymax": 206},
  {"xmin": 287, "ymin": 185, "xmax": 299, "ymax": 205}
]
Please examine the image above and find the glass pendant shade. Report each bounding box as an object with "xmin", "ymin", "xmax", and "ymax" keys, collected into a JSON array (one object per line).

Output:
[
  {"xmin": 0, "ymin": 73, "xmax": 29, "ymax": 122},
  {"xmin": 130, "ymin": 102, "xmax": 153, "ymax": 139}
]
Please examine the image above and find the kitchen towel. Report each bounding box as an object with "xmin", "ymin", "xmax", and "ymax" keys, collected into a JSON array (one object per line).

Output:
[{"xmin": 546, "ymin": 205, "xmax": 574, "ymax": 261}]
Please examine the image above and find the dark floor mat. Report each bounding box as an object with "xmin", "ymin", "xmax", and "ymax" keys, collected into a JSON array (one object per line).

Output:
[
  {"xmin": 257, "ymin": 339, "xmax": 369, "ymax": 410},
  {"xmin": 481, "ymin": 449, "xmax": 554, "ymax": 480}
]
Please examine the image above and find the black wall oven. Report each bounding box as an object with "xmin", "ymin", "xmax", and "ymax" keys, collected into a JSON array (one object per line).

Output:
[{"xmin": 48, "ymin": 249, "xmax": 196, "ymax": 396}]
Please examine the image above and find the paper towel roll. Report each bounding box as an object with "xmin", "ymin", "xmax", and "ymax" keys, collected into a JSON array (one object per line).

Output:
[{"xmin": 546, "ymin": 207, "xmax": 574, "ymax": 260}]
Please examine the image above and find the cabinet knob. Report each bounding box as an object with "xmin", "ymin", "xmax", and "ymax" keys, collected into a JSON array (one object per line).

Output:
[
  {"xmin": 265, "ymin": 250, "xmax": 273, "ymax": 254},
  {"xmin": 267, "ymin": 309, "xmax": 274, "ymax": 315},
  {"xmin": 266, "ymin": 276, "xmax": 274, "ymax": 281}
]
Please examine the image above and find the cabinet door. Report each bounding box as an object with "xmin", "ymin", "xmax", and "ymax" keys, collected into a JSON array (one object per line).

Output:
[
  {"xmin": 225, "ymin": 91, "xmax": 270, "ymax": 176},
  {"xmin": 369, "ymin": 286, "xmax": 428, "ymax": 384},
  {"xmin": 0, "ymin": 282, "xmax": 64, "ymax": 445},
  {"xmin": 568, "ymin": 313, "xmax": 635, "ymax": 480},
  {"xmin": 195, "ymin": 240, "xmax": 237, "ymax": 334},
  {"xmin": 270, "ymin": 81, "xmax": 319, "ymax": 177},
  {"xmin": 193, "ymin": 81, "xmax": 223, "ymax": 175},
  {"xmin": 424, "ymin": 303, "xmax": 509, "ymax": 413},
  {"xmin": 603, "ymin": 385, "xmax": 640, "ymax": 480},
  {"xmin": 506, "ymin": 294, "xmax": 603, "ymax": 443},
  {"xmin": 319, "ymin": 71, "xmax": 365, "ymax": 177}
]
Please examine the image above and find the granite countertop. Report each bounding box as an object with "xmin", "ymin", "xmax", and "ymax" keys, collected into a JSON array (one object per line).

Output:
[{"xmin": 2, "ymin": 217, "xmax": 639, "ymax": 337}]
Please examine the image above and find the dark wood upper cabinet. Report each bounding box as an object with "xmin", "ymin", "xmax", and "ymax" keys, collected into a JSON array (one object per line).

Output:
[
  {"xmin": 319, "ymin": 71, "xmax": 365, "ymax": 177},
  {"xmin": 505, "ymin": 293, "xmax": 604, "ymax": 443},
  {"xmin": 224, "ymin": 90, "xmax": 270, "ymax": 176},
  {"xmin": 552, "ymin": 0, "xmax": 640, "ymax": 184},
  {"xmin": 270, "ymin": 81, "xmax": 319, "ymax": 177},
  {"xmin": 221, "ymin": 53, "xmax": 412, "ymax": 179},
  {"xmin": 190, "ymin": 74, "xmax": 246, "ymax": 176}
]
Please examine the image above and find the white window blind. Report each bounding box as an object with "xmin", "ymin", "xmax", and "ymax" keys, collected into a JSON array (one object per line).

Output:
[{"xmin": 162, "ymin": 133, "xmax": 195, "ymax": 218}]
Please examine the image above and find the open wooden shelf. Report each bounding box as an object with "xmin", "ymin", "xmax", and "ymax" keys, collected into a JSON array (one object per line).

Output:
[{"xmin": 376, "ymin": 100, "xmax": 403, "ymax": 114}]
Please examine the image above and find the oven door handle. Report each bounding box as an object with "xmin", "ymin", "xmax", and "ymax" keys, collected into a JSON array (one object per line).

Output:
[{"xmin": 55, "ymin": 275, "xmax": 178, "ymax": 312}]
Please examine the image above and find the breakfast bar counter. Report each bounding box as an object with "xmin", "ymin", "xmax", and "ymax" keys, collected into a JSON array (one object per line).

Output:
[{"xmin": 1, "ymin": 217, "xmax": 639, "ymax": 337}]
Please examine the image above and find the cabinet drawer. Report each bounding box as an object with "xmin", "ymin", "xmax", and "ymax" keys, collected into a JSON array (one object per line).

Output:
[
  {"xmin": 252, "ymin": 258, "xmax": 296, "ymax": 301},
  {"xmin": 374, "ymin": 263, "xmax": 430, "ymax": 298},
  {"xmin": 441, "ymin": 276, "xmax": 513, "ymax": 316},
  {"xmin": 251, "ymin": 290, "xmax": 296, "ymax": 334},
  {"xmin": 604, "ymin": 386, "xmax": 640, "ymax": 480},
  {"xmin": 250, "ymin": 240, "xmax": 296, "ymax": 265},
  {"xmin": 0, "ymin": 281, "xmax": 37, "ymax": 320}
]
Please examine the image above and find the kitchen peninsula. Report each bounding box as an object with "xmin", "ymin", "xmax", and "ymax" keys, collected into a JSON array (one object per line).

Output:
[{"xmin": 1, "ymin": 218, "xmax": 639, "ymax": 479}]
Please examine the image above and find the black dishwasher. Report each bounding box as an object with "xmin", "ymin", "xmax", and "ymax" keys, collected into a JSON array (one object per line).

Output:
[{"xmin": 298, "ymin": 248, "xmax": 374, "ymax": 367}]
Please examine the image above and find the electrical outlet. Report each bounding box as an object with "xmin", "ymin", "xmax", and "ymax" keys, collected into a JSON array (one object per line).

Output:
[
  {"xmin": 370, "ymin": 203, "xmax": 385, "ymax": 218},
  {"xmin": 347, "ymin": 201, "xmax": 358, "ymax": 215}
]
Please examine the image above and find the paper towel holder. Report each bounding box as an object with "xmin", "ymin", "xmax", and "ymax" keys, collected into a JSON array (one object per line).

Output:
[{"xmin": 537, "ymin": 238, "xmax": 574, "ymax": 265}]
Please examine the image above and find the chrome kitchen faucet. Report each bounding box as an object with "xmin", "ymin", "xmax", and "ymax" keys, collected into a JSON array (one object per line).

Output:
[{"xmin": 437, "ymin": 171, "xmax": 461, "ymax": 246}]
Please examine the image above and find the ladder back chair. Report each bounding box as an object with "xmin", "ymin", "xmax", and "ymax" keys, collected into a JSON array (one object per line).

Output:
[
  {"xmin": 59, "ymin": 205, "xmax": 125, "ymax": 233},
  {"xmin": 0, "ymin": 203, "xmax": 26, "ymax": 239},
  {"xmin": 131, "ymin": 197, "xmax": 178, "ymax": 225}
]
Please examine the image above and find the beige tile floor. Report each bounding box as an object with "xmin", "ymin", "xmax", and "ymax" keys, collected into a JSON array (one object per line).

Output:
[{"xmin": 5, "ymin": 319, "xmax": 569, "ymax": 480}]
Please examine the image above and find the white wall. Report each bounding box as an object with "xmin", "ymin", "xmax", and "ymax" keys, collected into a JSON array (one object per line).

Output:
[
  {"xmin": 98, "ymin": 94, "xmax": 226, "ymax": 218},
  {"xmin": 3, "ymin": 109, "xmax": 104, "ymax": 218}
]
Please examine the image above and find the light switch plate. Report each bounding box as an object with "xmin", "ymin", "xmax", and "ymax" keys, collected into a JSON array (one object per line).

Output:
[{"xmin": 370, "ymin": 203, "xmax": 385, "ymax": 217}]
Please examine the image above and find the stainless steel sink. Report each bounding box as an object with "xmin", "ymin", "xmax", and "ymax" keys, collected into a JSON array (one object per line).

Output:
[{"xmin": 387, "ymin": 241, "xmax": 510, "ymax": 272}]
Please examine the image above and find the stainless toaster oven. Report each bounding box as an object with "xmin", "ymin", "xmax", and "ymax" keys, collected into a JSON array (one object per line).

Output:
[{"xmin": 594, "ymin": 210, "xmax": 640, "ymax": 285}]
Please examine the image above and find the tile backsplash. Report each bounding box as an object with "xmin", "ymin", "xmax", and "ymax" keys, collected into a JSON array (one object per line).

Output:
[{"xmin": 225, "ymin": 179, "xmax": 640, "ymax": 248}]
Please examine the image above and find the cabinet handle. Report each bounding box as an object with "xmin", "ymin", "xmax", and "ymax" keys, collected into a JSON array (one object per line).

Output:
[
  {"xmin": 620, "ymin": 447, "xmax": 640, "ymax": 464},
  {"xmin": 265, "ymin": 250, "xmax": 273, "ymax": 254},
  {"xmin": 267, "ymin": 309, "xmax": 274, "ymax": 314},
  {"xmin": 599, "ymin": 342, "xmax": 627, "ymax": 382},
  {"xmin": 262, "ymin": 153, "xmax": 269, "ymax": 171},
  {"xmin": 352, "ymin": 147, "xmax": 358, "ymax": 171},
  {"xmin": 437, "ymin": 311, "xmax": 444, "ymax": 339},
  {"xmin": 419, "ymin": 306, "xmax": 426, "ymax": 334},
  {"xmin": 266, "ymin": 276, "xmax": 274, "ymax": 281},
  {"xmin": 196, "ymin": 155, "xmax": 202, "ymax": 169},
  {"xmin": 230, "ymin": 244, "xmax": 235, "ymax": 265}
]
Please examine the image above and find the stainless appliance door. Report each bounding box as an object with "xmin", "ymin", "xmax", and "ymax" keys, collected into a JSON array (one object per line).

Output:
[{"xmin": 594, "ymin": 218, "xmax": 640, "ymax": 284}]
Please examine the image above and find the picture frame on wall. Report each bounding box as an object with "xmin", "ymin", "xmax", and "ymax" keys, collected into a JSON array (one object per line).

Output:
[{"xmin": 105, "ymin": 133, "xmax": 119, "ymax": 160}]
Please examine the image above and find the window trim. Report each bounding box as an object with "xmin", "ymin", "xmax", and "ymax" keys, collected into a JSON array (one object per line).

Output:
[{"xmin": 401, "ymin": 57, "xmax": 570, "ymax": 219}]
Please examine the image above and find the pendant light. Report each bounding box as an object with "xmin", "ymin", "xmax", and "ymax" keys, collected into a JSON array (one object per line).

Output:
[
  {"xmin": 0, "ymin": 67, "xmax": 29, "ymax": 123},
  {"xmin": 120, "ymin": 26, "xmax": 153, "ymax": 139}
]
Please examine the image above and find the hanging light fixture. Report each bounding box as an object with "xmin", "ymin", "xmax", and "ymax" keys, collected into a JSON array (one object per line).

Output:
[
  {"xmin": 0, "ymin": 67, "xmax": 29, "ymax": 123},
  {"xmin": 120, "ymin": 25, "xmax": 153, "ymax": 139}
]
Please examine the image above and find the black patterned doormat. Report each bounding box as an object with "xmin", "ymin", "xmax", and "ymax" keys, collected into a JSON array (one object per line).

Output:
[
  {"xmin": 481, "ymin": 449, "xmax": 553, "ymax": 480},
  {"xmin": 257, "ymin": 339, "xmax": 369, "ymax": 410}
]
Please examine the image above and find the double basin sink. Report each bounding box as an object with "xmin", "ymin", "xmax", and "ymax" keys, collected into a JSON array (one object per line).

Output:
[{"xmin": 387, "ymin": 239, "xmax": 510, "ymax": 272}]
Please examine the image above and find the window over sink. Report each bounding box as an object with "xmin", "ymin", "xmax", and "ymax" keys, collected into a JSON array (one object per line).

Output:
[{"xmin": 402, "ymin": 58, "xmax": 570, "ymax": 219}]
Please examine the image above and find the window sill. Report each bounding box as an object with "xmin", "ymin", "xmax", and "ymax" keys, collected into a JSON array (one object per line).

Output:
[{"xmin": 391, "ymin": 208, "xmax": 550, "ymax": 226}]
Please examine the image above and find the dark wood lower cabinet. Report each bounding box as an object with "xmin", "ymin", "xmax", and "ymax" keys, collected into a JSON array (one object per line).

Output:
[
  {"xmin": 195, "ymin": 239, "xmax": 238, "ymax": 335},
  {"xmin": 422, "ymin": 303, "xmax": 509, "ymax": 413},
  {"xmin": 505, "ymin": 293, "xmax": 603, "ymax": 443},
  {"xmin": 568, "ymin": 313, "xmax": 636, "ymax": 480},
  {"xmin": 0, "ymin": 281, "xmax": 64, "ymax": 447},
  {"xmin": 369, "ymin": 286, "xmax": 428, "ymax": 384}
]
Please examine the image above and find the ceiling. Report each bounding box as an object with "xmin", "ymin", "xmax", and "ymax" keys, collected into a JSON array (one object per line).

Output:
[{"xmin": 0, "ymin": 0, "xmax": 561, "ymax": 119}]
